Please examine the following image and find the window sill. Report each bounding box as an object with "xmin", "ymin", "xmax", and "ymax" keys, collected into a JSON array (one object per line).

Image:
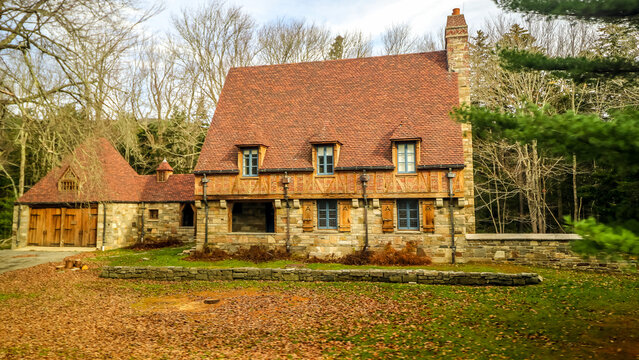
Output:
[
  {"xmin": 240, "ymin": 176, "xmax": 259, "ymax": 180},
  {"xmin": 314, "ymin": 229, "xmax": 340, "ymax": 233},
  {"xmin": 395, "ymin": 173, "xmax": 418, "ymax": 177},
  {"xmin": 396, "ymin": 230, "xmax": 421, "ymax": 234},
  {"xmin": 315, "ymin": 174, "xmax": 336, "ymax": 178}
]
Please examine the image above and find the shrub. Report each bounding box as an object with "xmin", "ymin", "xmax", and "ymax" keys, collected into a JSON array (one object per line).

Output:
[
  {"xmin": 368, "ymin": 242, "xmax": 432, "ymax": 266},
  {"xmin": 185, "ymin": 246, "xmax": 229, "ymax": 261},
  {"xmin": 235, "ymin": 245, "xmax": 290, "ymax": 262},
  {"xmin": 128, "ymin": 236, "xmax": 183, "ymax": 250}
]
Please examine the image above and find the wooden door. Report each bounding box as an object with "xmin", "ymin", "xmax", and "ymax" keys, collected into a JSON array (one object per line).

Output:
[
  {"xmin": 27, "ymin": 208, "xmax": 45, "ymax": 246},
  {"xmin": 27, "ymin": 206, "xmax": 98, "ymax": 247}
]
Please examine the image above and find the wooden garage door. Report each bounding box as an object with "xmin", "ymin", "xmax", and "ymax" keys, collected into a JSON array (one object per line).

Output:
[{"xmin": 28, "ymin": 206, "xmax": 97, "ymax": 247}]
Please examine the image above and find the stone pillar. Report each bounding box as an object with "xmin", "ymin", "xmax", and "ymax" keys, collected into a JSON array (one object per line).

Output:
[{"xmin": 446, "ymin": 8, "xmax": 475, "ymax": 234}]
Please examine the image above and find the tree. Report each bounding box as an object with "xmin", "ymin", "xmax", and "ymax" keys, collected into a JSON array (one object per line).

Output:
[
  {"xmin": 328, "ymin": 36, "xmax": 344, "ymax": 60},
  {"xmin": 257, "ymin": 18, "xmax": 331, "ymax": 64}
]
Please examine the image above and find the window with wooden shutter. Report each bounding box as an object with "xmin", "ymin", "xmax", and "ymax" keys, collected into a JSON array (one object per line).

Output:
[
  {"xmin": 338, "ymin": 200, "xmax": 351, "ymax": 232},
  {"xmin": 302, "ymin": 200, "xmax": 314, "ymax": 232},
  {"xmin": 421, "ymin": 200, "xmax": 435, "ymax": 232},
  {"xmin": 381, "ymin": 200, "xmax": 394, "ymax": 233}
]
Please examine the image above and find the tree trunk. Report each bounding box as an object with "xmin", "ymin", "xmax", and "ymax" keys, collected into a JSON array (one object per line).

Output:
[{"xmin": 573, "ymin": 154, "xmax": 578, "ymax": 222}]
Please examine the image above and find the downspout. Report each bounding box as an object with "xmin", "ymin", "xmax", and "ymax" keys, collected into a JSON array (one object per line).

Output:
[
  {"xmin": 360, "ymin": 171, "xmax": 370, "ymax": 252},
  {"xmin": 101, "ymin": 202, "xmax": 107, "ymax": 251},
  {"xmin": 202, "ymin": 174, "xmax": 210, "ymax": 247},
  {"xmin": 282, "ymin": 172, "xmax": 291, "ymax": 253},
  {"xmin": 140, "ymin": 202, "xmax": 145, "ymax": 243},
  {"xmin": 447, "ymin": 168, "xmax": 456, "ymax": 264},
  {"xmin": 15, "ymin": 205, "xmax": 21, "ymax": 248}
]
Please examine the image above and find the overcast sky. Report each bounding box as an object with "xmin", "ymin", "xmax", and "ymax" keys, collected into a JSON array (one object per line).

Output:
[{"xmin": 146, "ymin": 0, "xmax": 507, "ymax": 51}]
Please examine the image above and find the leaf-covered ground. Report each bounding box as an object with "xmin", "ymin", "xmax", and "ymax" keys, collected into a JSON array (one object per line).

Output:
[{"xmin": 0, "ymin": 256, "xmax": 637, "ymax": 359}]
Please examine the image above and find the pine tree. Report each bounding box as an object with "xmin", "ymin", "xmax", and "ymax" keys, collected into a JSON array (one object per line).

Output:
[{"xmin": 328, "ymin": 35, "xmax": 344, "ymax": 60}]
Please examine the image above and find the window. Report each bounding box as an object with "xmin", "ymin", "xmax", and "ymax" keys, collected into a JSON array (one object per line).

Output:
[
  {"xmin": 149, "ymin": 209, "xmax": 159, "ymax": 220},
  {"xmin": 317, "ymin": 145, "xmax": 334, "ymax": 175},
  {"xmin": 397, "ymin": 142, "xmax": 416, "ymax": 173},
  {"xmin": 317, "ymin": 200, "xmax": 338, "ymax": 229},
  {"xmin": 242, "ymin": 148, "xmax": 258, "ymax": 177},
  {"xmin": 397, "ymin": 199, "xmax": 419, "ymax": 230},
  {"xmin": 60, "ymin": 180, "xmax": 77, "ymax": 191}
]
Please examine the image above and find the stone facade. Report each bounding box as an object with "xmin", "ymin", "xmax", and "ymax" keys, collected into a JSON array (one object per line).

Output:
[
  {"xmin": 142, "ymin": 203, "xmax": 195, "ymax": 243},
  {"xmin": 196, "ymin": 198, "xmax": 469, "ymax": 263},
  {"xmin": 101, "ymin": 265, "xmax": 543, "ymax": 286}
]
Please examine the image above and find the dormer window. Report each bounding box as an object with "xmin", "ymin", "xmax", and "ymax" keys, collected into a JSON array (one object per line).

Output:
[
  {"xmin": 397, "ymin": 142, "xmax": 416, "ymax": 173},
  {"xmin": 317, "ymin": 145, "xmax": 334, "ymax": 175},
  {"xmin": 243, "ymin": 148, "xmax": 258, "ymax": 177}
]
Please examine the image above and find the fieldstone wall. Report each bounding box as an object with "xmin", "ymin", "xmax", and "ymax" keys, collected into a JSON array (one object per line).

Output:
[
  {"xmin": 143, "ymin": 203, "xmax": 195, "ymax": 243},
  {"xmin": 465, "ymin": 234, "xmax": 635, "ymax": 271},
  {"xmin": 195, "ymin": 199, "xmax": 468, "ymax": 263},
  {"xmin": 100, "ymin": 203, "xmax": 139, "ymax": 249},
  {"xmin": 100, "ymin": 266, "xmax": 543, "ymax": 286}
]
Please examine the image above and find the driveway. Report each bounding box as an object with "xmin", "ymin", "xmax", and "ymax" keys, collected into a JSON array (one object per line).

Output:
[{"xmin": 0, "ymin": 249, "xmax": 86, "ymax": 274}]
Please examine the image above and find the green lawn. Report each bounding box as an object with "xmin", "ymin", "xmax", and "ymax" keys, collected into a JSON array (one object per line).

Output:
[{"xmin": 92, "ymin": 246, "xmax": 534, "ymax": 273}]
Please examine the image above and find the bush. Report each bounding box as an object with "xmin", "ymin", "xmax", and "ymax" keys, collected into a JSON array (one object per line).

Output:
[
  {"xmin": 369, "ymin": 242, "xmax": 432, "ymax": 266},
  {"xmin": 185, "ymin": 246, "xmax": 229, "ymax": 261},
  {"xmin": 127, "ymin": 236, "xmax": 183, "ymax": 250},
  {"xmin": 571, "ymin": 217, "xmax": 639, "ymax": 260},
  {"xmin": 186, "ymin": 245, "xmax": 290, "ymax": 262}
]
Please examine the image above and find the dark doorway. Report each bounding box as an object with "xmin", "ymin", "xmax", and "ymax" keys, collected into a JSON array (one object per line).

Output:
[
  {"xmin": 180, "ymin": 203, "xmax": 195, "ymax": 227},
  {"xmin": 231, "ymin": 202, "xmax": 275, "ymax": 233}
]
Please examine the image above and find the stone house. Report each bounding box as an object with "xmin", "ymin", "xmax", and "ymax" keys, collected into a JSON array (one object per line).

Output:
[
  {"xmin": 192, "ymin": 9, "xmax": 475, "ymax": 262},
  {"xmin": 13, "ymin": 138, "xmax": 196, "ymax": 249},
  {"xmin": 13, "ymin": 9, "xmax": 476, "ymax": 263}
]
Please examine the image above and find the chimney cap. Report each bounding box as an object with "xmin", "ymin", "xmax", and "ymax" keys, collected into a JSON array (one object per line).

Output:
[{"xmin": 452, "ymin": 8, "xmax": 461, "ymax": 15}]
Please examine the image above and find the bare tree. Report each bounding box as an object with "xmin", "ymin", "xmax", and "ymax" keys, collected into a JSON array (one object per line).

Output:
[
  {"xmin": 257, "ymin": 18, "xmax": 332, "ymax": 64},
  {"xmin": 173, "ymin": 2, "xmax": 256, "ymax": 107},
  {"xmin": 382, "ymin": 23, "xmax": 418, "ymax": 55}
]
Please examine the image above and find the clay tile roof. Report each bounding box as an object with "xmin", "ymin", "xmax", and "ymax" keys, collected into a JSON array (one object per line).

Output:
[
  {"xmin": 156, "ymin": 159, "xmax": 173, "ymax": 171},
  {"xmin": 195, "ymin": 51, "xmax": 464, "ymax": 173},
  {"xmin": 390, "ymin": 118, "xmax": 422, "ymax": 141},
  {"xmin": 18, "ymin": 138, "xmax": 195, "ymax": 204},
  {"xmin": 138, "ymin": 174, "xmax": 194, "ymax": 202}
]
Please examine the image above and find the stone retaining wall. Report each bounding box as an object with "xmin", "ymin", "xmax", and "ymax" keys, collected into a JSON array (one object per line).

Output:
[
  {"xmin": 465, "ymin": 234, "xmax": 635, "ymax": 271},
  {"xmin": 100, "ymin": 266, "xmax": 543, "ymax": 286}
]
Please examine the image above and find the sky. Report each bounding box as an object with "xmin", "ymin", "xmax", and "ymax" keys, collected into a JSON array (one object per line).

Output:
[{"xmin": 145, "ymin": 0, "xmax": 506, "ymax": 51}]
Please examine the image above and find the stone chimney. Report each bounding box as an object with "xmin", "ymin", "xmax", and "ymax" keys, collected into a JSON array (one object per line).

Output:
[
  {"xmin": 445, "ymin": 8, "xmax": 475, "ymax": 234},
  {"xmin": 445, "ymin": 8, "xmax": 470, "ymax": 104},
  {"xmin": 156, "ymin": 159, "xmax": 173, "ymax": 182}
]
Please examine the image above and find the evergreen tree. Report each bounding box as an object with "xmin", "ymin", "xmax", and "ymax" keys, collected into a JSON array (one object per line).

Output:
[{"xmin": 328, "ymin": 35, "xmax": 344, "ymax": 60}]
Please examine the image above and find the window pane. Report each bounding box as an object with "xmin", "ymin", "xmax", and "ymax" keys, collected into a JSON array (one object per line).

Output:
[
  {"xmin": 325, "ymin": 146, "xmax": 333, "ymax": 156},
  {"xmin": 407, "ymin": 162, "xmax": 415, "ymax": 173}
]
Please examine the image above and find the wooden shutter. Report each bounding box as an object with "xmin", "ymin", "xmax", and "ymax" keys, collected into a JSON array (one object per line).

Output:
[
  {"xmin": 338, "ymin": 200, "xmax": 351, "ymax": 232},
  {"xmin": 381, "ymin": 200, "xmax": 394, "ymax": 233},
  {"xmin": 302, "ymin": 200, "xmax": 314, "ymax": 232},
  {"xmin": 422, "ymin": 200, "xmax": 435, "ymax": 232}
]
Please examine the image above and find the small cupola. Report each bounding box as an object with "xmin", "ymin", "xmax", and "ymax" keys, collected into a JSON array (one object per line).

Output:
[{"xmin": 156, "ymin": 159, "xmax": 173, "ymax": 182}]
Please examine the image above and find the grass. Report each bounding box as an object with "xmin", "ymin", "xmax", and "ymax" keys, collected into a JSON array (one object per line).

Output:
[
  {"xmin": 92, "ymin": 246, "xmax": 530, "ymax": 273},
  {"xmin": 104, "ymin": 267, "xmax": 638, "ymax": 359}
]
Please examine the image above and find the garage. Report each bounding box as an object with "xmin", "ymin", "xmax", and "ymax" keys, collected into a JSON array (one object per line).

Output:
[{"xmin": 27, "ymin": 206, "xmax": 98, "ymax": 247}]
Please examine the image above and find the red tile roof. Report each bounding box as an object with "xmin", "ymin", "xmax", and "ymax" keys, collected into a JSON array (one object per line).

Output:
[
  {"xmin": 156, "ymin": 159, "xmax": 173, "ymax": 171},
  {"xmin": 138, "ymin": 174, "xmax": 194, "ymax": 202},
  {"xmin": 195, "ymin": 51, "xmax": 464, "ymax": 173},
  {"xmin": 18, "ymin": 138, "xmax": 194, "ymax": 204}
]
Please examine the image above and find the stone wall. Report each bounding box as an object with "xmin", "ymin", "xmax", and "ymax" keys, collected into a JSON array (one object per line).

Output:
[
  {"xmin": 100, "ymin": 266, "xmax": 543, "ymax": 286},
  {"xmin": 196, "ymin": 198, "xmax": 469, "ymax": 263},
  {"xmin": 142, "ymin": 203, "xmax": 195, "ymax": 243},
  {"xmin": 465, "ymin": 234, "xmax": 635, "ymax": 271},
  {"xmin": 100, "ymin": 203, "xmax": 139, "ymax": 249}
]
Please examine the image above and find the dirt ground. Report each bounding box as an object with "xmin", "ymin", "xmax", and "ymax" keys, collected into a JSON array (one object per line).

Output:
[
  {"xmin": 0, "ymin": 255, "xmax": 637, "ymax": 360},
  {"xmin": 0, "ymin": 258, "xmax": 389, "ymax": 359}
]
